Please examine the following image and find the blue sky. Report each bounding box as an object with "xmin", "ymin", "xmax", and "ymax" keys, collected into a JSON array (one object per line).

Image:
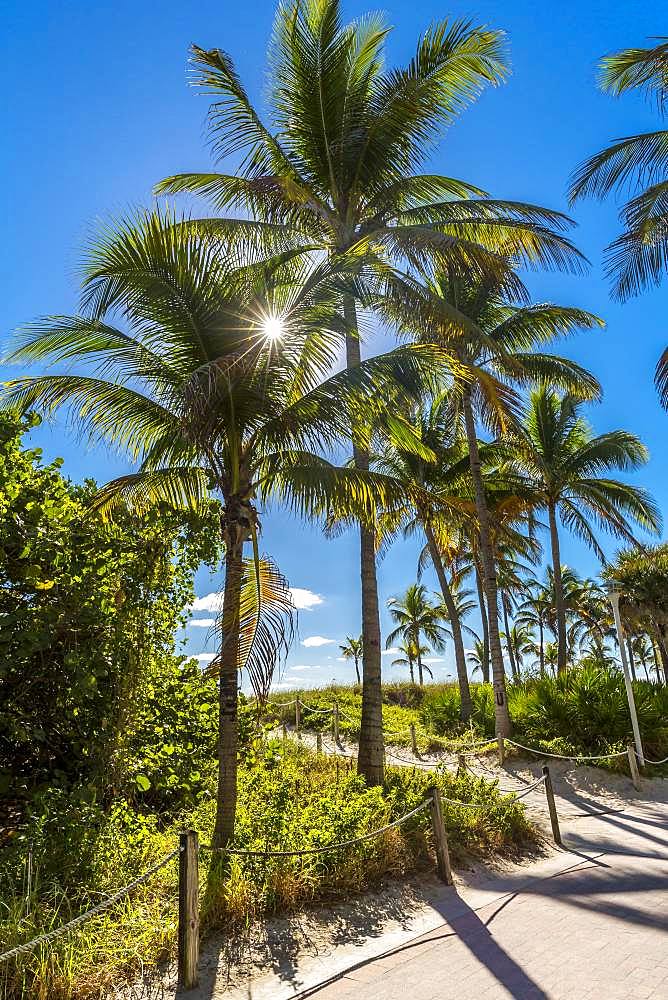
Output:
[{"xmin": 2, "ymin": 0, "xmax": 666, "ymax": 688}]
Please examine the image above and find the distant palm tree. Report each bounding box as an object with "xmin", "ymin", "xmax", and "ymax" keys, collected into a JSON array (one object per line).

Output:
[
  {"xmin": 339, "ymin": 635, "xmax": 363, "ymax": 684},
  {"xmin": 569, "ymin": 38, "xmax": 668, "ymax": 403},
  {"xmin": 466, "ymin": 638, "xmax": 487, "ymax": 676},
  {"xmin": 386, "ymin": 584, "xmax": 448, "ymax": 685},
  {"xmin": 501, "ymin": 622, "xmax": 535, "ymax": 678},
  {"xmin": 509, "ymin": 386, "xmax": 660, "ymax": 673},
  {"xmin": 391, "ymin": 640, "xmax": 431, "ymax": 685}
]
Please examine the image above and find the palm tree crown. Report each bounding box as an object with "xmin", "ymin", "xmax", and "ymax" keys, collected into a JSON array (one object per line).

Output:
[
  {"xmin": 569, "ymin": 38, "xmax": 668, "ymax": 405},
  {"xmin": 509, "ymin": 385, "xmax": 660, "ymax": 671},
  {"xmin": 386, "ymin": 583, "xmax": 447, "ymax": 685}
]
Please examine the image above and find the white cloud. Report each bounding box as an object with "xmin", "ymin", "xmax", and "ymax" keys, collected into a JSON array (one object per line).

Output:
[
  {"xmin": 302, "ymin": 636, "xmax": 336, "ymax": 647},
  {"xmin": 291, "ymin": 664, "xmax": 319, "ymax": 671},
  {"xmin": 382, "ymin": 647, "xmax": 400, "ymax": 656},
  {"xmin": 289, "ymin": 588, "xmax": 324, "ymax": 611},
  {"xmin": 272, "ymin": 678, "xmax": 302, "ymax": 689},
  {"xmin": 336, "ymin": 657, "xmax": 347, "ymax": 662},
  {"xmin": 423, "ymin": 657, "xmax": 445, "ymax": 664},
  {"xmin": 193, "ymin": 652, "xmax": 216, "ymax": 663},
  {"xmin": 188, "ymin": 618, "xmax": 216, "ymax": 628},
  {"xmin": 190, "ymin": 592, "xmax": 223, "ymax": 612}
]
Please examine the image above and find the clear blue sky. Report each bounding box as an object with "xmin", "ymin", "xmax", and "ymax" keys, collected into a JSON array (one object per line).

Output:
[{"xmin": 2, "ymin": 0, "xmax": 666, "ymax": 687}]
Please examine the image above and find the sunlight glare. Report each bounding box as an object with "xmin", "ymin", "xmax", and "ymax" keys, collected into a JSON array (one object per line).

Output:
[{"xmin": 262, "ymin": 315, "xmax": 284, "ymax": 342}]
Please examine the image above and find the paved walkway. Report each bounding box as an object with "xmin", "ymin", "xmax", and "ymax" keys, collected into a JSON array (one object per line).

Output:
[
  {"xmin": 140, "ymin": 745, "xmax": 668, "ymax": 1000},
  {"xmin": 307, "ymin": 800, "xmax": 668, "ymax": 1000}
]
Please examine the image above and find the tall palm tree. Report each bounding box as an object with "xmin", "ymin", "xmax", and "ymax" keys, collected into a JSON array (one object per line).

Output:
[
  {"xmin": 157, "ymin": 1, "xmax": 586, "ymax": 775},
  {"xmin": 569, "ymin": 38, "xmax": 668, "ymax": 404},
  {"xmin": 509, "ymin": 386, "xmax": 661, "ymax": 672},
  {"xmin": 339, "ymin": 635, "xmax": 363, "ymax": 684},
  {"xmin": 1, "ymin": 210, "xmax": 440, "ymax": 845},
  {"xmin": 386, "ymin": 584, "xmax": 448, "ymax": 685},
  {"xmin": 376, "ymin": 395, "xmax": 477, "ymax": 717},
  {"xmin": 382, "ymin": 270, "xmax": 601, "ymax": 732}
]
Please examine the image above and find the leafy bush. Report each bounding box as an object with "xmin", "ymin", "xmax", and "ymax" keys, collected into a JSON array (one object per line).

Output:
[{"xmin": 0, "ymin": 412, "xmax": 221, "ymax": 807}]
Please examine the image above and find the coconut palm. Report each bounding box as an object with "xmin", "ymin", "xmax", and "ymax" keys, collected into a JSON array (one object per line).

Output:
[
  {"xmin": 509, "ymin": 386, "xmax": 661, "ymax": 673},
  {"xmin": 157, "ymin": 0, "xmax": 587, "ymax": 775},
  {"xmin": 391, "ymin": 640, "xmax": 431, "ymax": 685},
  {"xmin": 466, "ymin": 638, "xmax": 487, "ymax": 676},
  {"xmin": 376, "ymin": 395, "xmax": 477, "ymax": 717},
  {"xmin": 516, "ymin": 577, "xmax": 551, "ymax": 676},
  {"xmin": 569, "ymin": 39, "xmax": 668, "ymax": 405},
  {"xmin": 386, "ymin": 584, "xmax": 448, "ymax": 686},
  {"xmin": 339, "ymin": 635, "xmax": 363, "ymax": 684},
  {"xmin": 1, "ymin": 210, "xmax": 442, "ymax": 845},
  {"xmin": 380, "ymin": 267, "xmax": 602, "ymax": 733},
  {"xmin": 501, "ymin": 622, "xmax": 535, "ymax": 678}
]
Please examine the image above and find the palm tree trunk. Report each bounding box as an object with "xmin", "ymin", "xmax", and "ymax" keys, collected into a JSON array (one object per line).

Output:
[
  {"xmin": 473, "ymin": 560, "xmax": 491, "ymax": 684},
  {"xmin": 354, "ymin": 657, "xmax": 360, "ymax": 685},
  {"xmin": 655, "ymin": 624, "xmax": 668, "ymax": 685},
  {"xmin": 212, "ymin": 532, "xmax": 244, "ymax": 848},
  {"xmin": 416, "ymin": 643, "xmax": 424, "ymax": 686},
  {"xmin": 462, "ymin": 391, "xmax": 511, "ymax": 735},
  {"xmin": 425, "ymin": 521, "xmax": 472, "ymax": 720},
  {"xmin": 502, "ymin": 594, "xmax": 519, "ymax": 682},
  {"xmin": 538, "ymin": 619, "xmax": 545, "ymax": 677},
  {"xmin": 344, "ymin": 295, "xmax": 384, "ymax": 785},
  {"xmin": 547, "ymin": 501, "xmax": 568, "ymax": 674},
  {"xmin": 409, "ymin": 658, "xmax": 415, "ymax": 684}
]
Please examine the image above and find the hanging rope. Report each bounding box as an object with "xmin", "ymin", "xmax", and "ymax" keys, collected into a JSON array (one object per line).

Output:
[{"xmin": 505, "ymin": 739, "xmax": 628, "ymax": 761}]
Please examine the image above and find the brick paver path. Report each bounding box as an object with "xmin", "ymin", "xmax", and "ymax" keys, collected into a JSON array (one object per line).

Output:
[{"xmin": 310, "ymin": 801, "xmax": 668, "ymax": 1000}]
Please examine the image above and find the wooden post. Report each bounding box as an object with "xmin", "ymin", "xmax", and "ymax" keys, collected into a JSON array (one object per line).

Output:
[
  {"xmin": 542, "ymin": 766, "xmax": 562, "ymax": 846},
  {"xmin": 178, "ymin": 830, "xmax": 199, "ymax": 990},
  {"xmin": 628, "ymin": 744, "xmax": 640, "ymax": 790},
  {"xmin": 316, "ymin": 732, "xmax": 322, "ymax": 754},
  {"xmin": 428, "ymin": 786, "xmax": 453, "ymax": 885},
  {"xmin": 295, "ymin": 699, "xmax": 301, "ymax": 738},
  {"xmin": 497, "ymin": 734, "xmax": 505, "ymax": 767},
  {"xmin": 333, "ymin": 700, "xmax": 340, "ymax": 743},
  {"xmin": 282, "ymin": 722, "xmax": 287, "ymax": 750},
  {"xmin": 410, "ymin": 723, "xmax": 419, "ymax": 757},
  {"xmin": 457, "ymin": 753, "xmax": 466, "ymax": 775}
]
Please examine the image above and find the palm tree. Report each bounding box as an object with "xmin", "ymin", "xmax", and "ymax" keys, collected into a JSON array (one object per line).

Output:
[
  {"xmin": 516, "ymin": 577, "xmax": 550, "ymax": 676},
  {"xmin": 569, "ymin": 39, "xmax": 668, "ymax": 404},
  {"xmin": 382, "ymin": 270, "xmax": 601, "ymax": 733},
  {"xmin": 466, "ymin": 637, "xmax": 486, "ymax": 676},
  {"xmin": 391, "ymin": 639, "xmax": 430, "ymax": 685},
  {"xmin": 631, "ymin": 634, "xmax": 658, "ymax": 683},
  {"xmin": 339, "ymin": 635, "xmax": 363, "ymax": 684},
  {"xmin": 157, "ymin": 1, "xmax": 587, "ymax": 775},
  {"xmin": 2, "ymin": 210, "xmax": 440, "ymax": 845},
  {"xmin": 376, "ymin": 395, "xmax": 477, "ymax": 717},
  {"xmin": 386, "ymin": 584, "xmax": 448, "ymax": 685},
  {"xmin": 501, "ymin": 622, "xmax": 535, "ymax": 678},
  {"xmin": 509, "ymin": 386, "xmax": 661, "ymax": 672}
]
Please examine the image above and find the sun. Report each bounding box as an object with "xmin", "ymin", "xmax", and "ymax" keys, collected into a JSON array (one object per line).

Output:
[{"xmin": 262, "ymin": 315, "xmax": 284, "ymax": 342}]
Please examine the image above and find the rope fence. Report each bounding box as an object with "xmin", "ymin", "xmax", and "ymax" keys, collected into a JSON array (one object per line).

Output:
[{"xmin": 0, "ymin": 848, "xmax": 179, "ymax": 966}]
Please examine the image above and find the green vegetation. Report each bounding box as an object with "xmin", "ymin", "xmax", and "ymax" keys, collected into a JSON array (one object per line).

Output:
[
  {"xmin": 0, "ymin": 739, "xmax": 531, "ymax": 1000},
  {"xmin": 266, "ymin": 673, "xmax": 668, "ymax": 763}
]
